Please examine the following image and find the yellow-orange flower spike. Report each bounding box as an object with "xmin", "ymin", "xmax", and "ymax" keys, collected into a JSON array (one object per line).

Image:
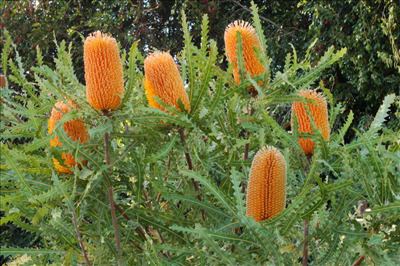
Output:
[
  {"xmin": 48, "ymin": 101, "xmax": 89, "ymax": 174},
  {"xmin": 143, "ymin": 51, "xmax": 190, "ymax": 112},
  {"xmin": 224, "ymin": 20, "xmax": 266, "ymax": 84},
  {"xmin": 246, "ymin": 146, "xmax": 286, "ymax": 222},
  {"xmin": 84, "ymin": 31, "xmax": 124, "ymax": 111},
  {"xmin": 291, "ymin": 89, "xmax": 330, "ymax": 155}
]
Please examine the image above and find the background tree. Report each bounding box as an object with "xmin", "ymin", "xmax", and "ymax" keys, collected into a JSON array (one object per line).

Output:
[
  {"xmin": 2, "ymin": 0, "xmax": 399, "ymax": 128},
  {"xmin": 1, "ymin": 0, "xmax": 399, "ymax": 263}
]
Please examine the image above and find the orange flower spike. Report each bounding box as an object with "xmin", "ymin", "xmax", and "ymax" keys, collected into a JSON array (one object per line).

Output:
[
  {"xmin": 48, "ymin": 101, "xmax": 89, "ymax": 174},
  {"xmin": 224, "ymin": 20, "xmax": 266, "ymax": 84},
  {"xmin": 291, "ymin": 90, "xmax": 330, "ymax": 155},
  {"xmin": 143, "ymin": 51, "xmax": 190, "ymax": 112},
  {"xmin": 246, "ymin": 147, "xmax": 287, "ymax": 222},
  {"xmin": 84, "ymin": 31, "xmax": 124, "ymax": 111}
]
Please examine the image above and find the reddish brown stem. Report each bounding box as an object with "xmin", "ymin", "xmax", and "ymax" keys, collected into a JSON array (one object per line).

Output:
[
  {"xmin": 241, "ymin": 106, "xmax": 254, "ymax": 193},
  {"xmin": 352, "ymin": 255, "xmax": 365, "ymax": 266},
  {"xmin": 178, "ymin": 128, "xmax": 193, "ymax": 170},
  {"xmin": 71, "ymin": 208, "xmax": 91, "ymax": 266},
  {"xmin": 114, "ymin": 202, "xmax": 130, "ymax": 221},
  {"xmin": 104, "ymin": 131, "xmax": 122, "ymax": 263},
  {"xmin": 178, "ymin": 127, "xmax": 205, "ymax": 220},
  {"xmin": 178, "ymin": 128, "xmax": 199, "ymax": 191}
]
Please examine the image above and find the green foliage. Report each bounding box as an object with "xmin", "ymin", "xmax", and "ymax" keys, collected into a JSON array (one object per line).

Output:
[{"xmin": 1, "ymin": 2, "xmax": 399, "ymax": 265}]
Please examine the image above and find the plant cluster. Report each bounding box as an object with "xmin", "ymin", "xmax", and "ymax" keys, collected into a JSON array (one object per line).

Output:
[{"xmin": 1, "ymin": 2, "xmax": 399, "ymax": 265}]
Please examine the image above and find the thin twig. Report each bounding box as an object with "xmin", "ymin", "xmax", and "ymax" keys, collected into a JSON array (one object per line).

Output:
[
  {"xmin": 352, "ymin": 255, "xmax": 365, "ymax": 266},
  {"xmin": 114, "ymin": 202, "xmax": 130, "ymax": 221},
  {"xmin": 156, "ymin": 156, "xmax": 172, "ymax": 202},
  {"xmin": 228, "ymin": 0, "xmax": 279, "ymax": 28},
  {"xmin": 178, "ymin": 128, "xmax": 193, "ymax": 170},
  {"xmin": 104, "ymin": 131, "xmax": 122, "ymax": 263},
  {"xmin": 243, "ymin": 106, "xmax": 254, "ymax": 161},
  {"xmin": 243, "ymin": 136, "xmax": 250, "ymax": 161},
  {"xmin": 302, "ymin": 219, "xmax": 309, "ymax": 266},
  {"xmin": 114, "ymin": 203, "xmax": 170, "ymax": 258},
  {"xmin": 178, "ymin": 128, "xmax": 198, "ymax": 190},
  {"xmin": 114, "ymin": 203, "xmax": 147, "ymax": 243},
  {"xmin": 71, "ymin": 207, "xmax": 92, "ymax": 266},
  {"xmin": 178, "ymin": 127, "xmax": 205, "ymax": 220},
  {"xmin": 241, "ymin": 105, "xmax": 254, "ymax": 194}
]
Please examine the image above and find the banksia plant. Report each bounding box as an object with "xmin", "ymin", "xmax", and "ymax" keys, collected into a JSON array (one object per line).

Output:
[
  {"xmin": 48, "ymin": 101, "xmax": 89, "ymax": 174},
  {"xmin": 84, "ymin": 31, "xmax": 124, "ymax": 111},
  {"xmin": 224, "ymin": 20, "xmax": 266, "ymax": 85},
  {"xmin": 143, "ymin": 51, "xmax": 190, "ymax": 112},
  {"xmin": 291, "ymin": 89, "xmax": 330, "ymax": 155},
  {"xmin": 246, "ymin": 146, "xmax": 286, "ymax": 221}
]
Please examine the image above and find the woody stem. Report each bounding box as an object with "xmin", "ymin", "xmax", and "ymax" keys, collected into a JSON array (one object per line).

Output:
[
  {"xmin": 352, "ymin": 255, "xmax": 365, "ymax": 266},
  {"xmin": 178, "ymin": 127, "xmax": 198, "ymax": 189},
  {"xmin": 71, "ymin": 206, "xmax": 91, "ymax": 266},
  {"xmin": 104, "ymin": 131, "xmax": 122, "ymax": 263},
  {"xmin": 178, "ymin": 127, "xmax": 205, "ymax": 220}
]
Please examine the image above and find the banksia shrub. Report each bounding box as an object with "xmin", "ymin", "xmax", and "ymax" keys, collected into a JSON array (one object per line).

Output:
[
  {"xmin": 291, "ymin": 89, "xmax": 330, "ymax": 155},
  {"xmin": 48, "ymin": 101, "xmax": 89, "ymax": 174},
  {"xmin": 246, "ymin": 146, "xmax": 286, "ymax": 221},
  {"xmin": 84, "ymin": 31, "xmax": 124, "ymax": 111},
  {"xmin": 224, "ymin": 20, "xmax": 265, "ymax": 85},
  {"xmin": 143, "ymin": 51, "xmax": 190, "ymax": 112}
]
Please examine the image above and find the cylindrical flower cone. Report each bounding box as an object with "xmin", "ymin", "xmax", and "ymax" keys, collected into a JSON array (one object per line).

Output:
[
  {"xmin": 224, "ymin": 20, "xmax": 266, "ymax": 86},
  {"xmin": 84, "ymin": 31, "xmax": 124, "ymax": 111},
  {"xmin": 48, "ymin": 101, "xmax": 89, "ymax": 174},
  {"xmin": 143, "ymin": 51, "xmax": 190, "ymax": 112},
  {"xmin": 291, "ymin": 89, "xmax": 330, "ymax": 155},
  {"xmin": 246, "ymin": 146, "xmax": 286, "ymax": 222}
]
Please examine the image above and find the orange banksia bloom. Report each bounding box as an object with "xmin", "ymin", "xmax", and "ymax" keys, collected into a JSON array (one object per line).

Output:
[
  {"xmin": 246, "ymin": 146, "xmax": 286, "ymax": 222},
  {"xmin": 291, "ymin": 89, "xmax": 330, "ymax": 155},
  {"xmin": 48, "ymin": 101, "xmax": 89, "ymax": 174},
  {"xmin": 224, "ymin": 20, "xmax": 266, "ymax": 85},
  {"xmin": 84, "ymin": 31, "xmax": 124, "ymax": 111},
  {"xmin": 143, "ymin": 51, "xmax": 190, "ymax": 112}
]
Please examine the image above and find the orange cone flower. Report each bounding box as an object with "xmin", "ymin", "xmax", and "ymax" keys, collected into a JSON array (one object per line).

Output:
[
  {"xmin": 246, "ymin": 146, "xmax": 286, "ymax": 222},
  {"xmin": 48, "ymin": 101, "xmax": 89, "ymax": 174},
  {"xmin": 291, "ymin": 90, "xmax": 330, "ymax": 155},
  {"xmin": 224, "ymin": 20, "xmax": 266, "ymax": 85},
  {"xmin": 84, "ymin": 31, "xmax": 124, "ymax": 111},
  {"xmin": 143, "ymin": 51, "xmax": 190, "ymax": 112}
]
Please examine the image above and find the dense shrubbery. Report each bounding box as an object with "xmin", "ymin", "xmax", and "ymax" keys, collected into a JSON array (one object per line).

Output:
[{"xmin": 1, "ymin": 1, "xmax": 399, "ymax": 265}]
